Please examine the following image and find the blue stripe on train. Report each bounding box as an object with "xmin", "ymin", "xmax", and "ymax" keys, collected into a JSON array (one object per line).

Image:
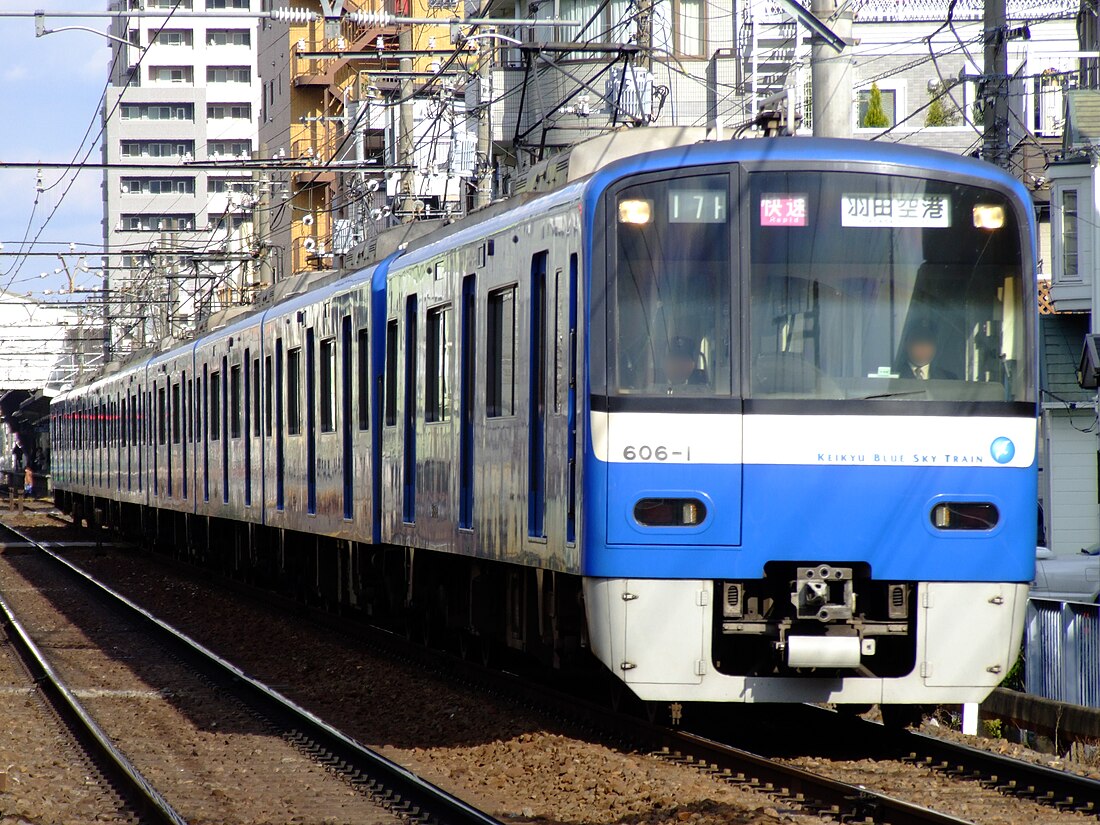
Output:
[{"xmin": 582, "ymin": 460, "xmax": 1037, "ymax": 581}]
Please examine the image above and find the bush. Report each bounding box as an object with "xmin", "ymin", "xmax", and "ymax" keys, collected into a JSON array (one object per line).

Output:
[{"xmin": 862, "ymin": 83, "xmax": 890, "ymax": 128}]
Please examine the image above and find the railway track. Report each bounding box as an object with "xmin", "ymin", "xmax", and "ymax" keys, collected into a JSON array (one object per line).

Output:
[
  {"xmin": 773, "ymin": 704, "xmax": 1100, "ymax": 816},
  {"xmin": 10, "ymin": 507, "xmax": 1099, "ymax": 824},
  {"xmin": 0, "ymin": 519, "xmax": 505, "ymax": 825},
  {"xmin": 0, "ymin": 577, "xmax": 186, "ymax": 824}
]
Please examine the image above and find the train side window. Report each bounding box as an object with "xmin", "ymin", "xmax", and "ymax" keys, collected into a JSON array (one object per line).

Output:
[
  {"xmin": 195, "ymin": 374, "xmax": 203, "ymax": 444},
  {"xmin": 486, "ymin": 286, "xmax": 516, "ymax": 417},
  {"xmin": 230, "ymin": 363, "xmax": 242, "ymax": 438},
  {"xmin": 157, "ymin": 385, "xmax": 167, "ymax": 445},
  {"xmin": 320, "ymin": 337, "xmax": 336, "ymax": 433},
  {"xmin": 187, "ymin": 377, "xmax": 193, "ymax": 442},
  {"xmin": 384, "ymin": 320, "xmax": 398, "ymax": 426},
  {"xmin": 287, "ymin": 346, "xmax": 302, "ymax": 435},
  {"xmin": 357, "ymin": 327, "xmax": 369, "ymax": 430},
  {"xmin": 130, "ymin": 393, "xmax": 138, "ymax": 446},
  {"xmin": 171, "ymin": 382, "xmax": 181, "ymax": 444},
  {"xmin": 426, "ymin": 305, "xmax": 450, "ymax": 422},
  {"xmin": 210, "ymin": 370, "xmax": 221, "ymax": 441},
  {"xmin": 252, "ymin": 357, "xmax": 261, "ymax": 437},
  {"xmin": 264, "ymin": 354, "xmax": 273, "ymax": 436}
]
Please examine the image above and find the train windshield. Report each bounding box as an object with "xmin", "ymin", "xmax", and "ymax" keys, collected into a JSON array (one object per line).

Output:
[
  {"xmin": 606, "ymin": 167, "xmax": 1031, "ymax": 404},
  {"xmin": 747, "ymin": 170, "xmax": 1031, "ymax": 403},
  {"xmin": 609, "ymin": 172, "xmax": 735, "ymax": 396}
]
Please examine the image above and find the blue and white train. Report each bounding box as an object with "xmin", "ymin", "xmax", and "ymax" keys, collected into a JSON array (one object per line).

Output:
[{"xmin": 51, "ymin": 130, "xmax": 1037, "ymax": 709}]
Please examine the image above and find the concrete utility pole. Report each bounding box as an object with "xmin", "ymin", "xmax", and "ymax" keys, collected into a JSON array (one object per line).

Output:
[
  {"xmin": 398, "ymin": 24, "xmax": 417, "ymax": 222},
  {"xmin": 810, "ymin": 0, "xmax": 853, "ymax": 138},
  {"xmin": 636, "ymin": 0, "xmax": 653, "ymax": 73},
  {"xmin": 256, "ymin": 172, "xmax": 275, "ymax": 288},
  {"xmin": 475, "ymin": 36, "xmax": 493, "ymax": 210},
  {"xmin": 982, "ymin": 0, "xmax": 1010, "ymax": 168}
]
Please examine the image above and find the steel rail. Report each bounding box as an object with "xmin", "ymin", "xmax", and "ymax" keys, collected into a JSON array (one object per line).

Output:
[
  {"xmin": 0, "ymin": 578, "xmax": 188, "ymax": 825},
  {"xmin": 0, "ymin": 521, "xmax": 506, "ymax": 825},
  {"xmin": 853, "ymin": 709, "xmax": 1100, "ymax": 815}
]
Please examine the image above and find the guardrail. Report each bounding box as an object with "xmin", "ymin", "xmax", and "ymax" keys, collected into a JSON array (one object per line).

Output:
[{"xmin": 1024, "ymin": 597, "xmax": 1100, "ymax": 709}]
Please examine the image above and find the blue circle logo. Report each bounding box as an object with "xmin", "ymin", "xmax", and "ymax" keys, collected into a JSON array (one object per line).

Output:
[{"xmin": 990, "ymin": 437, "xmax": 1015, "ymax": 464}]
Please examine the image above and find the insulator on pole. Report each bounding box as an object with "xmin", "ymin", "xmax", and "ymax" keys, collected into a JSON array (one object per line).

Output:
[
  {"xmin": 346, "ymin": 10, "xmax": 395, "ymax": 26},
  {"xmin": 268, "ymin": 8, "xmax": 318, "ymax": 23}
]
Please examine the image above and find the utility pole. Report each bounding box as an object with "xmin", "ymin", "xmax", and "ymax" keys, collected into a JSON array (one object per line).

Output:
[
  {"xmin": 810, "ymin": 0, "xmax": 853, "ymax": 138},
  {"xmin": 255, "ymin": 145, "xmax": 275, "ymax": 288},
  {"xmin": 399, "ymin": 23, "xmax": 417, "ymax": 222},
  {"xmin": 982, "ymin": 0, "xmax": 1010, "ymax": 168},
  {"xmin": 636, "ymin": 0, "xmax": 652, "ymax": 72},
  {"xmin": 475, "ymin": 35, "xmax": 493, "ymax": 210}
]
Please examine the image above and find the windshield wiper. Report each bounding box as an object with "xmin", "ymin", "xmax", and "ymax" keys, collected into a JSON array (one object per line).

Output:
[{"xmin": 857, "ymin": 390, "xmax": 929, "ymax": 400}]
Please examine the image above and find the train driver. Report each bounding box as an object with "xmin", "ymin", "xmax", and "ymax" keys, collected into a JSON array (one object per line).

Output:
[
  {"xmin": 663, "ymin": 336, "xmax": 708, "ymax": 387},
  {"xmin": 896, "ymin": 319, "xmax": 956, "ymax": 380}
]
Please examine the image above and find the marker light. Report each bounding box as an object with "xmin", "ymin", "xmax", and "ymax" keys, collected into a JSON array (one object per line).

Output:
[
  {"xmin": 618, "ymin": 198, "xmax": 653, "ymax": 225},
  {"xmin": 972, "ymin": 204, "xmax": 1005, "ymax": 230},
  {"xmin": 931, "ymin": 502, "xmax": 999, "ymax": 530},
  {"xmin": 634, "ymin": 497, "xmax": 706, "ymax": 527}
]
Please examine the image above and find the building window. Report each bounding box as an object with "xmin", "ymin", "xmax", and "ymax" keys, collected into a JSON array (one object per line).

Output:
[
  {"xmin": 120, "ymin": 141, "xmax": 194, "ymax": 159},
  {"xmin": 149, "ymin": 66, "xmax": 193, "ymax": 84},
  {"xmin": 426, "ymin": 306, "xmax": 450, "ymax": 422},
  {"xmin": 207, "ymin": 29, "xmax": 251, "ymax": 46},
  {"xmin": 207, "ymin": 0, "xmax": 249, "ymax": 7},
  {"xmin": 208, "ymin": 140, "xmax": 252, "ymax": 157},
  {"xmin": 120, "ymin": 214, "xmax": 194, "ymax": 231},
  {"xmin": 319, "ymin": 337, "xmax": 336, "ymax": 432},
  {"xmin": 153, "ymin": 29, "xmax": 192, "ymax": 46},
  {"xmin": 121, "ymin": 177, "xmax": 195, "ymax": 195},
  {"xmin": 207, "ymin": 213, "xmax": 249, "ymax": 231},
  {"xmin": 1063, "ymin": 189, "xmax": 1079, "ymax": 280},
  {"xmin": 486, "ymin": 286, "xmax": 516, "ymax": 417},
  {"xmin": 207, "ymin": 177, "xmax": 250, "ymax": 193},
  {"xmin": 674, "ymin": 0, "xmax": 705, "ymax": 56},
  {"xmin": 147, "ymin": 0, "xmax": 193, "ymax": 7},
  {"xmin": 857, "ymin": 85, "xmax": 898, "ymax": 128},
  {"xmin": 287, "ymin": 346, "xmax": 302, "ymax": 435},
  {"xmin": 207, "ymin": 66, "xmax": 251, "ymax": 84},
  {"xmin": 120, "ymin": 103, "xmax": 193, "ymax": 121},
  {"xmin": 207, "ymin": 103, "xmax": 251, "ymax": 120}
]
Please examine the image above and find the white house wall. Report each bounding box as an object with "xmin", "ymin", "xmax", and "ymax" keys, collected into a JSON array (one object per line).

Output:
[{"xmin": 1043, "ymin": 410, "xmax": 1100, "ymax": 553}]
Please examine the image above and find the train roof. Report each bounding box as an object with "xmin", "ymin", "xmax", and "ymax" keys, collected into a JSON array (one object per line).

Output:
[{"xmin": 584, "ymin": 136, "xmax": 1034, "ymax": 203}]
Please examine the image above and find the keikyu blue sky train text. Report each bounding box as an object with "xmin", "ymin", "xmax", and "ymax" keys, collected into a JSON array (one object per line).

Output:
[{"xmin": 50, "ymin": 131, "xmax": 1038, "ymax": 712}]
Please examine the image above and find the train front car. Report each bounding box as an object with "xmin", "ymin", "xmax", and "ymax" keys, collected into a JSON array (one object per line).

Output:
[{"xmin": 582, "ymin": 139, "xmax": 1037, "ymax": 707}]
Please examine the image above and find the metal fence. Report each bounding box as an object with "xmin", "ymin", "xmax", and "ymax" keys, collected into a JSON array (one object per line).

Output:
[{"xmin": 1024, "ymin": 598, "xmax": 1100, "ymax": 709}]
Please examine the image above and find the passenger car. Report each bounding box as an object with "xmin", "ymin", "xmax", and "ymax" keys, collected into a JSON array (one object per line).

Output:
[{"xmin": 1032, "ymin": 545, "xmax": 1100, "ymax": 603}]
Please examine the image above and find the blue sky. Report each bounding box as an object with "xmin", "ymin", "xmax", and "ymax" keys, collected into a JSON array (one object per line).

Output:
[{"xmin": 0, "ymin": 0, "xmax": 114, "ymax": 298}]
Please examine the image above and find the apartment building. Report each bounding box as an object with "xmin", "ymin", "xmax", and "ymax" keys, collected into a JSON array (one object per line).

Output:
[{"xmin": 103, "ymin": 0, "xmax": 261, "ymax": 352}]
